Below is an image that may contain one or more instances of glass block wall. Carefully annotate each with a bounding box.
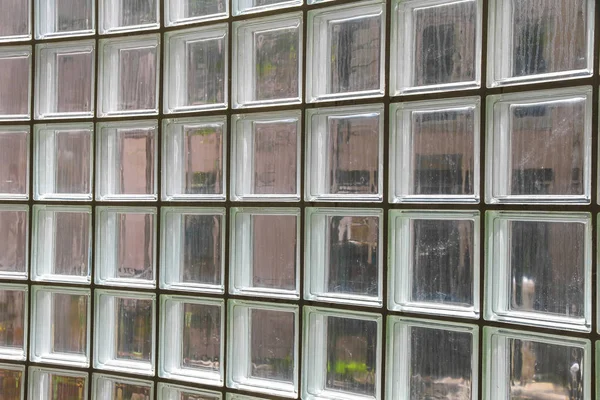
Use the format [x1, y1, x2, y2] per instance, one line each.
[0, 0, 598, 399]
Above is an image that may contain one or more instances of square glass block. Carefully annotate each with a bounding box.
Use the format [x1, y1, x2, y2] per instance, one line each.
[305, 208, 383, 307]
[28, 367, 88, 400]
[0, 363, 25, 399]
[96, 207, 157, 288]
[230, 208, 299, 299]
[0, 0, 30, 42]
[32, 205, 91, 283]
[35, 0, 95, 39]
[232, 13, 302, 108]
[35, 41, 95, 119]
[228, 301, 298, 397]
[484, 327, 591, 400]
[94, 290, 156, 375]
[0, 284, 27, 360]
[306, 105, 384, 202]
[0, 127, 29, 200]
[159, 296, 224, 385]
[160, 208, 225, 293]
[166, 0, 228, 26]
[98, 35, 160, 116]
[386, 317, 478, 400]
[34, 123, 93, 201]
[162, 117, 226, 201]
[231, 112, 300, 201]
[233, 0, 302, 16]
[99, 0, 159, 33]
[0, 205, 28, 280]
[0, 47, 31, 121]
[93, 373, 153, 399]
[227, 395, 267, 400]
[158, 383, 221, 400]
[306, 0, 385, 102]
[488, 0, 594, 87]
[96, 120, 158, 201]
[390, 97, 480, 203]
[164, 24, 228, 113]
[485, 211, 592, 332]
[389, 211, 480, 319]
[391, 0, 481, 95]
[303, 307, 382, 400]
[486, 87, 592, 204]
[31, 286, 90, 367]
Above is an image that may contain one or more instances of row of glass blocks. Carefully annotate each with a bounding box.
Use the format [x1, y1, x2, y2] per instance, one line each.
[0, 308, 595, 400]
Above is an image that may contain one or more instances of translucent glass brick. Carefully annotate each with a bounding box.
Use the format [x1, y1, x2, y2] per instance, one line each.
[391, 0, 481, 95]
[166, 0, 228, 26]
[34, 123, 93, 201]
[32, 205, 91, 283]
[303, 307, 382, 400]
[0, 0, 30, 42]
[35, 41, 95, 119]
[484, 327, 590, 400]
[306, 0, 385, 102]
[233, 0, 302, 16]
[306, 105, 383, 202]
[0, 284, 28, 360]
[485, 211, 592, 332]
[488, 0, 594, 87]
[31, 286, 90, 367]
[159, 295, 223, 385]
[0, 363, 24, 399]
[389, 211, 480, 319]
[96, 120, 158, 201]
[230, 208, 299, 299]
[386, 317, 478, 400]
[390, 97, 480, 203]
[93, 373, 153, 399]
[94, 290, 156, 375]
[231, 112, 300, 201]
[0, 127, 29, 200]
[96, 207, 157, 288]
[99, 0, 159, 33]
[35, 0, 95, 39]
[486, 87, 592, 204]
[160, 207, 225, 293]
[158, 383, 221, 400]
[232, 13, 302, 108]
[29, 367, 88, 400]
[162, 117, 226, 201]
[0, 205, 28, 280]
[98, 35, 160, 116]
[0, 47, 31, 121]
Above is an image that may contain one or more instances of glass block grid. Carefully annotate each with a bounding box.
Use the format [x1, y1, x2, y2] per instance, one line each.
[0, 0, 599, 399]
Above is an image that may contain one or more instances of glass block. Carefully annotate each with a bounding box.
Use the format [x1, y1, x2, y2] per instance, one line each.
[31, 286, 90, 367]
[99, 0, 159, 33]
[32, 205, 91, 283]
[98, 35, 160, 117]
[93, 373, 153, 399]
[0, 284, 27, 360]
[306, 105, 383, 202]
[487, 87, 592, 204]
[390, 97, 480, 203]
[230, 208, 299, 299]
[0, 363, 24, 399]
[0, 205, 28, 280]
[162, 117, 226, 201]
[485, 211, 592, 332]
[96, 120, 158, 201]
[165, 0, 228, 26]
[159, 295, 223, 385]
[484, 327, 590, 400]
[233, 0, 302, 16]
[35, 0, 95, 39]
[96, 207, 157, 288]
[94, 290, 156, 375]
[306, 0, 385, 102]
[228, 301, 298, 397]
[160, 208, 225, 293]
[488, 0, 594, 87]
[306, 208, 382, 307]
[0, 127, 29, 200]
[0, 47, 31, 121]
[389, 211, 480, 319]
[302, 307, 382, 400]
[391, 0, 481, 95]
[232, 13, 302, 108]
[34, 123, 93, 201]
[164, 24, 228, 113]
[386, 317, 478, 400]
[0, 0, 30, 42]
[158, 383, 221, 400]
[28, 367, 88, 400]
[231, 111, 300, 201]
[227, 395, 267, 400]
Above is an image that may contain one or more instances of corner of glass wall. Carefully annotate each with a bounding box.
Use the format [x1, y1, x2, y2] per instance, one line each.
[158, 382, 221, 400]
[0, 47, 32, 121]
[0, 283, 28, 360]
[233, 0, 301, 16]
[29, 367, 88, 400]
[0, 0, 31, 42]
[0, 205, 28, 280]
[99, 0, 160, 34]
[92, 373, 154, 399]
[35, 0, 95, 39]
[484, 211, 592, 332]
[0, 363, 25, 399]
[388, 210, 480, 319]
[165, 0, 228, 26]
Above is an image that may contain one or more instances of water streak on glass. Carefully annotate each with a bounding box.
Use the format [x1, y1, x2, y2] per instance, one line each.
[55, 0, 93, 33]
[0, 53, 30, 117]
[0, 209, 27, 275]
[0, 289, 26, 350]
[115, 297, 153, 363]
[186, 38, 226, 106]
[51, 293, 87, 356]
[121, 0, 158, 27]
[254, 28, 299, 101]
[181, 214, 222, 286]
[181, 303, 221, 372]
[179, 0, 227, 20]
[183, 125, 223, 196]
[117, 213, 155, 281]
[118, 47, 157, 111]
[0, 367, 22, 400]
[0, 1, 29, 38]
[250, 309, 294, 382]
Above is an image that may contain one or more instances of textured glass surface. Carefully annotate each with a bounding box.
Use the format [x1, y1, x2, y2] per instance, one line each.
[0, 205, 28, 279]
[166, 0, 228, 26]
[0, 47, 31, 120]
[28, 368, 88, 400]
[100, 0, 159, 33]
[35, 0, 94, 38]
[0, 285, 27, 360]
[0, 0, 30, 41]
[92, 374, 153, 399]
[158, 383, 221, 400]
[0, 127, 29, 200]
[0, 364, 24, 400]
[233, 0, 301, 15]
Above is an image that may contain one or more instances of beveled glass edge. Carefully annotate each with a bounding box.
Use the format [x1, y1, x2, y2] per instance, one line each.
[92, 372, 154, 397]
[157, 382, 222, 399]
